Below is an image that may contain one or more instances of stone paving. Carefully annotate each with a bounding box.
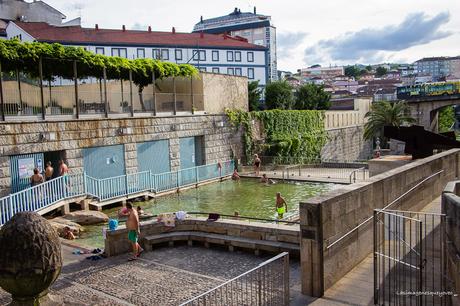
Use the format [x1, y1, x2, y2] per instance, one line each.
[0, 244, 304, 306]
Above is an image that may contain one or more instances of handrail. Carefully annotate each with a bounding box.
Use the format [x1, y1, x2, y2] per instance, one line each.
[349, 167, 366, 183]
[326, 169, 444, 250]
[186, 212, 300, 225]
[179, 252, 289, 306]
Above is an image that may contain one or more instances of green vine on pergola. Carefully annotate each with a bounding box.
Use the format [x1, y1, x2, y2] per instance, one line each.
[0, 39, 199, 88]
[226, 109, 328, 164]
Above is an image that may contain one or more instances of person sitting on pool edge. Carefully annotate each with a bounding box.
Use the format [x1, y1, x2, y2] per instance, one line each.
[231, 169, 240, 180]
[275, 192, 287, 219]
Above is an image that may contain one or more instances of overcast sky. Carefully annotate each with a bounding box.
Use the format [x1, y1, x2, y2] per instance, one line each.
[45, 0, 460, 72]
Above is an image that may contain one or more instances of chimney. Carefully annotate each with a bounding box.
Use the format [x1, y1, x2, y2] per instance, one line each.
[95, 24, 99, 30]
[148, 26, 151, 32]
[200, 16, 203, 23]
[254, 6, 256, 14]
[172, 27, 176, 34]
[122, 25, 126, 31]
[200, 31, 204, 38]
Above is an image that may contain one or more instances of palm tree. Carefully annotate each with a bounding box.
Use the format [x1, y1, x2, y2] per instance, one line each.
[364, 101, 416, 142]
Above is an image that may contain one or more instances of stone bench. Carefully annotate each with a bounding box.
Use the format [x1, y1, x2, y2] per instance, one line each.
[142, 231, 300, 256]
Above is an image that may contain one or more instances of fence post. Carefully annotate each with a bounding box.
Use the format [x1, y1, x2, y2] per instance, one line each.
[177, 170, 180, 188]
[83, 172, 87, 194]
[125, 174, 129, 196]
[373, 210, 378, 305]
[190, 76, 194, 114]
[129, 69, 134, 117]
[283, 254, 290, 306]
[173, 77, 177, 115]
[8, 196, 13, 220]
[258, 269, 262, 306]
[103, 67, 108, 118]
[16, 69, 23, 115]
[152, 71, 157, 116]
[196, 166, 199, 184]
[73, 60, 80, 119]
[38, 57, 45, 120]
[0, 61, 4, 121]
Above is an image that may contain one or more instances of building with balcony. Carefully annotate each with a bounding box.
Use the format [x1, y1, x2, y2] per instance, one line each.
[193, 7, 276, 82]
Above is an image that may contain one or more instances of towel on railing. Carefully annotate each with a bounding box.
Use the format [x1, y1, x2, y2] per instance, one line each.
[175, 211, 187, 220]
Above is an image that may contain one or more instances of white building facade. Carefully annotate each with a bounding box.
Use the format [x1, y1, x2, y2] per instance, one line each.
[193, 7, 277, 82]
[414, 56, 460, 81]
[5, 21, 268, 86]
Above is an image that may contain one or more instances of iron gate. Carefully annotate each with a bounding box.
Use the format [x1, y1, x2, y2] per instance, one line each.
[373, 209, 448, 305]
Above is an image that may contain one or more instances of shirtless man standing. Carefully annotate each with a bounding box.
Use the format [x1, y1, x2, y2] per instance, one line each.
[122, 203, 143, 261]
[275, 192, 288, 219]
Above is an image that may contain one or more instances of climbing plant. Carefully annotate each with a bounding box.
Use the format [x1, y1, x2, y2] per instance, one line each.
[0, 39, 198, 84]
[226, 109, 327, 163]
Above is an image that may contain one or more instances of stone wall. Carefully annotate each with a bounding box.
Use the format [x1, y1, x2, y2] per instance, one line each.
[202, 73, 248, 114]
[105, 217, 300, 257]
[300, 149, 460, 297]
[321, 125, 372, 161]
[0, 115, 243, 196]
[442, 181, 460, 305]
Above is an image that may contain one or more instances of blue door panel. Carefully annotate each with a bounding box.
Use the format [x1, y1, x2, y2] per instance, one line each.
[10, 153, 45, 192]
[83, 145, 125, 179]
[180, 137, 196, 169]
[137, 140, 170, 174]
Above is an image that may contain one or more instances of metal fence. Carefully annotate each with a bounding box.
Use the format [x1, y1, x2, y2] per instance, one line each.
[0, 160, 234, 226]
[0, 60, 205, 121]
[180, 252, 290, 306]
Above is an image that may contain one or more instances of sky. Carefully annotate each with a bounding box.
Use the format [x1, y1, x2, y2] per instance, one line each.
[45, 0, 460, 72]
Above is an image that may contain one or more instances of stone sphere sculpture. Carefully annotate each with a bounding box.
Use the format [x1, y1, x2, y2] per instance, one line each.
[0, 212, 62, 305]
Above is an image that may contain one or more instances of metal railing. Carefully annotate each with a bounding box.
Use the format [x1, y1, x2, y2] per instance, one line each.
[326, 169, 444, 249]
[180, 252, 290, 306]
[0, 160, 234, 226]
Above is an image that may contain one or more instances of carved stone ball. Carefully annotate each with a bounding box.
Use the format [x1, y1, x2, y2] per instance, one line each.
[0, 212, 62, 301]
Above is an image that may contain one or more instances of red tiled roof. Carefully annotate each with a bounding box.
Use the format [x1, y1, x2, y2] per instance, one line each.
[12, 21, 266, 50]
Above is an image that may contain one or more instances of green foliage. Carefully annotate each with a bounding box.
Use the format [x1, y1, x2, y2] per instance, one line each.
[344, 66, 362, 79]
[364, 101, 416, 142]
[375, 66, 388, 77]
[438, 106, 455, 132]
[248, 81, 262, 111]
[264, 81, 294, 110]
[294, 84, 331, 110]
[225, 109, 327, 163]
[365, 65, 373, 72]
[0, 39, 198, 89]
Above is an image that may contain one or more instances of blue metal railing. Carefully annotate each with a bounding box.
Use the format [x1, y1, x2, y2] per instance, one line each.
[0, 161, 234, 226]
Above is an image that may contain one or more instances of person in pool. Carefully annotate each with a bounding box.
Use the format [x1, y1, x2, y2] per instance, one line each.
[275, 192, 287, 219]
[231, 169, 240, 180]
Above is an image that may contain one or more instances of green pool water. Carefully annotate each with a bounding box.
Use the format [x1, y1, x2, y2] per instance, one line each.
[73, 178, 337, 249]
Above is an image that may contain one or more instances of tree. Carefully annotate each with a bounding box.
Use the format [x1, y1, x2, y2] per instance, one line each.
[264, 81, 294, 110]
[294, 84, 331, 110]
[364, 101, 416, 143]
[375, 66, 388, 77]
[365, 65, 373, 72]
[248, 81, 262, 111]
[344, 66, 361, 79]
[438, 106, 455, 132]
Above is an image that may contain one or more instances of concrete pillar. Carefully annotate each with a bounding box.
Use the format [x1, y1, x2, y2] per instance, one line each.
[80, 199, 90, 211]
[300, 203, 324, 297]
[60, 203, 70, 215]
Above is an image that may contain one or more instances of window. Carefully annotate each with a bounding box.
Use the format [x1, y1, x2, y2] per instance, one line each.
[212, 67, 220, 74]
[235, 68, 242, 76]
[247, 52, 254, 62]
[137, 48, 145, 58]
[193, 50, 206, 61]
[254, 39, 264, 46]
[152, 49, 161, 59]
[161, 49, 169, 60]
[248, 68, 254, 79]
[95, 47, 105, 55]
[212, 51, 219, 61]
[199, 67, 207, 72]
[227, 68, 234, 75]
[235, 51, 241, 62]
[227, 51, 234, 62]
[111, 48, 127, 58]
[175, 49, 183, 61]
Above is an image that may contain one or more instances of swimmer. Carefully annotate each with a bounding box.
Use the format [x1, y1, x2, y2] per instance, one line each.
[275, 192, 287, 219]
[261, 174, 276, 184]
[231, 169, 240, 180]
